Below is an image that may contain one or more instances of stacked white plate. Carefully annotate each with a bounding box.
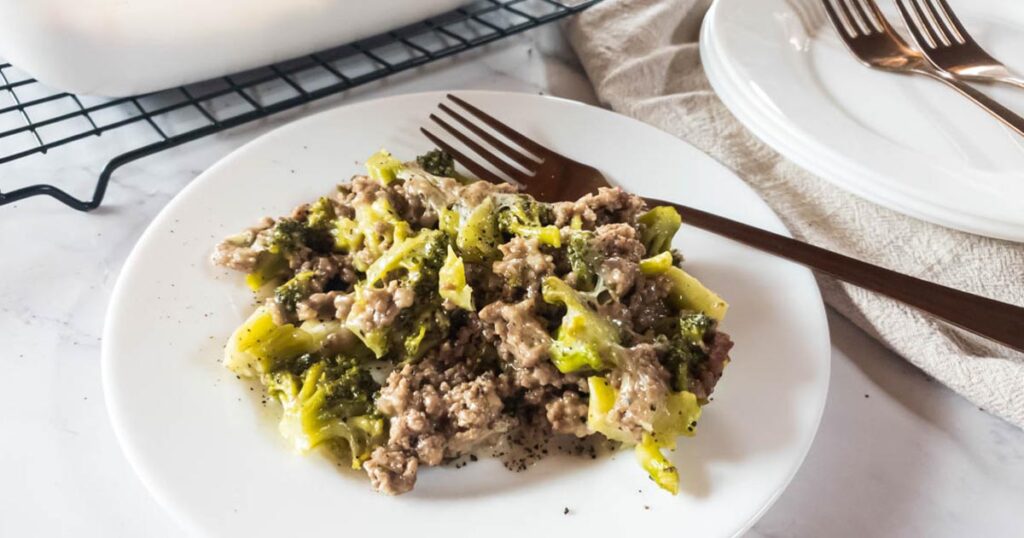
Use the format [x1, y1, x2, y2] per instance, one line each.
[701, 0, 1024, 242]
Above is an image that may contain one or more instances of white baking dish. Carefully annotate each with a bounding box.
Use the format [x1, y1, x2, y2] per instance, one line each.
[0, 0, 466, 97]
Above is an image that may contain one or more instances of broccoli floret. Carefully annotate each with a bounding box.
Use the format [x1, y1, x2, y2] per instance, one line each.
[638, 206, 681, 255]
[587, 375, 701, 495]
[223, 307, 320, 377]
[416, 149, 456, 177]
[245, 251, 289, 291]
[267, 218, 307, 254]
[661, 312, 715, 393]
[444, 198, 502, 263]
[333, 196, 412, 271]
[635, 433, 680, 495]
[494, 194, 561, 247]
[266, 213, 334, 257]
[306, 196, 337, 230]
[566, 231, 599, 291]
[268, 355, 385, 468]
[639, 251, 728, 321]
[345, 229, 449, 358]
[365, 149, 404, 185]
[439, 245, 474, 310]
[541, 276, 621, 373]
[274, 271, 316, 313]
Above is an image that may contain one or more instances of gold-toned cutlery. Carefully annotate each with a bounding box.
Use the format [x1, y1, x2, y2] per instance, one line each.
[821, 0, 1024, 137]
[421, 94, 1024, 353]
[895, 0, 1024, 89]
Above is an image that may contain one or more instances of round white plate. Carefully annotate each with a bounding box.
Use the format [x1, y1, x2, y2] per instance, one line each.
[102, 91, 831, 538]
[701, 0, 1024, 242]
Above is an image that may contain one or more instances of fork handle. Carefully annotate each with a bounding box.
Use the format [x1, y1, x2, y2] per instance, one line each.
[648, 198, 1024, 353]
[990, 76, 1024, 91]
[918, 69, 1024, 137]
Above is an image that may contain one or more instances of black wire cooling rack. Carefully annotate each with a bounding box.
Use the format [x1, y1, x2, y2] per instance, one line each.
[0, 0, 598, 211]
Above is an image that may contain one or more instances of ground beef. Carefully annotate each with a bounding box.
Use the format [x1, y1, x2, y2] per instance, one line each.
[372, 351, 517, 493]
[590, 223, 644, 299]
[457, 180, 518, 207]
[333, 293, 354, 320]
[607, 343, 671, 441]
[545, 391, 589, 437]
[264, 297, 290, 326]
[492, 237, 554, 291]
[591, 223, 645, 260]
[364, 447, 418, 496]
[298, 254, 358, 289]
[210, 217, 274, 272]
[689, 331, 734, 401]
[346, 281, 415, 333]
[551, 187, 647, 228]
[479, 297, 551, 369]
[295, 291, 339, 321]
[627, 275, 672, 333]
[599, 257, 639, 299]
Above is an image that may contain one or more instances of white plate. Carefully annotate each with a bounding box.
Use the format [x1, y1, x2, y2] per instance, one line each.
[701, 0, 1024, 242]
[102, 91, 830, 538]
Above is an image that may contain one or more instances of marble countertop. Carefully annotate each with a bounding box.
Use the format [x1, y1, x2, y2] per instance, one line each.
[2, 23, 1022, 538]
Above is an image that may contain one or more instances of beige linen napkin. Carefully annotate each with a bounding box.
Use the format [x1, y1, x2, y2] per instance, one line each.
[565, 0, 1024, 428]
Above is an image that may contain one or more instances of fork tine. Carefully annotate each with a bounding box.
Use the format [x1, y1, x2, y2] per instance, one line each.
[859, 0, 903, 34]
[915, 0, 953, 46]
[822, 0, 858, 39]
[895, 0, 938, 49]
[419, 127, 504, 185]
[845, 0, 878, 34]
[438, 103, 540, 170]
[445, 94, 550, 158]
[428, 113, 530, 182]
[926, 0, 966, 44]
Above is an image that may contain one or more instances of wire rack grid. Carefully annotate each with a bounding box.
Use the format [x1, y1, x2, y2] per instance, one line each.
[0, 0, 599, 211]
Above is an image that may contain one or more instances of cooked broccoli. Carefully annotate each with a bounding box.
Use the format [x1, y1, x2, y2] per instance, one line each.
[267, 218, 307, 254]
[587, 374, 701, 494]
[333, 196, 413, 271]
[541, 276, 621, 373]
[635, 433, 679, 494]
[245, 251, 289, 290]
[586, 376, 633, 443]
[264, 212, 334, 259]
[416, 149, 456, 177]
[365, 149, 404, 185]
[306, 196, 337, 230]
[274, 271, 316, 313]
[639, 251, 728, 321]
[494, 194, 561, 247]
[269, 355, 385, 468]
[638, 206, 681, 255]
[659, 312, 717, 393]
[439, 245, 474, 310]
[223, 307, 320, 377]
[566, 231, 599, 291]
[445, 198, 502, 263]
[345, 229, 449, 358]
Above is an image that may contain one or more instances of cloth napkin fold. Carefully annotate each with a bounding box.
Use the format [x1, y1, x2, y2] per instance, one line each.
[565, 0, 1024, 428]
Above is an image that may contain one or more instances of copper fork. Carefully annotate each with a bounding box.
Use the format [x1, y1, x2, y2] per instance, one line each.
[821, 0, 1024, 137]
[894, 0, 1024, 89]
[420, 94, 1024, 353]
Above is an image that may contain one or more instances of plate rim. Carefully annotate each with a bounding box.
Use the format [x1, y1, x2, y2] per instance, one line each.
[101, 89, 832, 538]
